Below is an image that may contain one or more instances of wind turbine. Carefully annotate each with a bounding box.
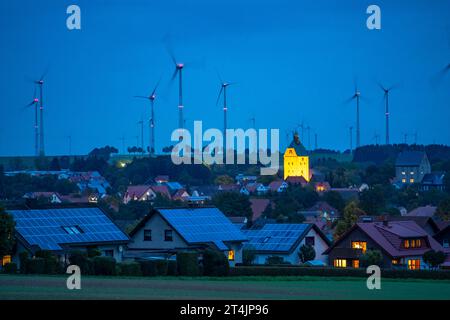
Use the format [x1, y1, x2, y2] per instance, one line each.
[306, 125, 311, 150]
[135, 79, 160, 156]
[345, 82, 363, 148]
[216, 75, 236, 149]
[25, 85, 40, 156]
[249, 117, 256, 128]
[349, 126, 353, 152]
[373, 133, 380, 145]
[167, 48, 185, 135]
[34, 70, 48, 156]
[378, 83, 397, 145]
[137, 119, 144, 154]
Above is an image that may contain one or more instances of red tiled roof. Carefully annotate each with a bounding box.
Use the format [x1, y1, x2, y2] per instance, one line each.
[356, 221, 444, 257]
[150, 185, 171, 198]
[172, 189, 189, 200]
[125, 185, 153, 199]
[268, 180, 285, 191]
[250, 198, 271, 222]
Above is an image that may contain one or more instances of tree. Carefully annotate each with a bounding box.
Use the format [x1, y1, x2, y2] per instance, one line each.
[49, 157, 61, 171]
[436, 196, 450, 221]
[0, 206, 15, 258]
[334, 201, 366, 240]
[214, 175, 234, 185]
[212, 192, 252, 219]
[359, 184, 386, 215]
[423, 250, 446, 270]
[360, 250, 383, 267]
[298, 244, 316, 263]
[323, 190, 345, 213]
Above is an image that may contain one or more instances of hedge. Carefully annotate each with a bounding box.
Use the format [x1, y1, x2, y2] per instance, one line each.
[68, 251, 94, 275]
[139, 260, 169, 276]
[167, 260, 177, 276]
[26, 258, 46, 274]
[229, 266, 450, 280]
[177, 252, 200, 276]
[93, 256, 116, 275]
[117, 262, 142, 276]
[202, 249, 229, 276]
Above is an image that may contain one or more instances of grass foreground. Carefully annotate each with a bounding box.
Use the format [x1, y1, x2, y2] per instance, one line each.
[1, 274, 450, 300]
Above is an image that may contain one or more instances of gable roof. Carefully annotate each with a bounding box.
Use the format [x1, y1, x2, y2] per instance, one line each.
[250, 198, 271, 221]
[406, 206, 436, 217]
[130, 207, 247, 251]
[326, 221, 443, 257]
[268, 180, 286, 191]
[243, 223, 331, 254]
[125, 185, 153, 199]
[8, 207, 129, 251]
[150, 185, 171, 198]
[395, 151, 427, 167]
[422, 172, 445, 185]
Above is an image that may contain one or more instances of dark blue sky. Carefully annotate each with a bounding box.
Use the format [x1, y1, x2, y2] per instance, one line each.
[1, 0, 449, 156]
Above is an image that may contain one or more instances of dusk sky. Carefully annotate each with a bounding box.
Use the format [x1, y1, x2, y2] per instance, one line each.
[0, 0, 449, 156]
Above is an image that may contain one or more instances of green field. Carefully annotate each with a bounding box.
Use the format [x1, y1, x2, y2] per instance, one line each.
[1, 274, 449, 300]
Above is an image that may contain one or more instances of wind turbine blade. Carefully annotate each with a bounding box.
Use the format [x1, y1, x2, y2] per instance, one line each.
[134, 95, 149, 99]
[377, 82, 386, 92]
[343, 96, 356, 104]
[40, 66, 50, 81]
[216, 86, 224, 106]
[170, 68, 178, 82]
[215, 69, 223, 83]
[151, 76, 162, 96]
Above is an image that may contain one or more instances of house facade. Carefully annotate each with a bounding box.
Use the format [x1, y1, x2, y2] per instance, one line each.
[394, 151, 431, 186]
[242, 223, 331, 265]
[325, 221, 445, 270]
[127, 207, 247, 266]
[5, 207, 129, 268]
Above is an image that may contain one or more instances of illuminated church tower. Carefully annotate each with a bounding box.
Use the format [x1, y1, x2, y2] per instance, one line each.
[283, 132, 310, 181]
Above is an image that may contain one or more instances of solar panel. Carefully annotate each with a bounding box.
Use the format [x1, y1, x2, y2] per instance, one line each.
[158, 207, 247, 250]
[242, 224, 310, 252]
[8, 208, 129, 251]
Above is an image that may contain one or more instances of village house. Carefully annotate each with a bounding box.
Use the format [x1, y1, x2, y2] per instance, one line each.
[242, 223, 331, 265]
[126, 207, 247, 266]
[268, 180, 288, 193]
[325, 220, 445, 270]
[123, 185, 156, 204]
[23, 192, 63, 204]
[394, 151, 431, 186]
[4, 207, 129, 268]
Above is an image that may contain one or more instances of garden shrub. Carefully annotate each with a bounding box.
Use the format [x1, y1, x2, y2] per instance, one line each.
[87, 248, 102, 258]
[19, 252, 30, 274]
[68, 250, 94, 275]
[118, 262, 142, 276]
[177, 252, 200, 276]
[27, 258, 46, 274]
[2, 262, 18, 274]
[139, 260, 168, 276]
[202, 249, 229, 276]
[93, 256, 116, 275]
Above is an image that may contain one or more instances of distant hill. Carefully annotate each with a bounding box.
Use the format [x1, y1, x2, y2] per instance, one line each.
[352, 144, 450, 165]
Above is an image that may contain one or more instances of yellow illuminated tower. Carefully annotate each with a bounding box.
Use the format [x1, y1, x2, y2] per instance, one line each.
[283, 132, 310, 181]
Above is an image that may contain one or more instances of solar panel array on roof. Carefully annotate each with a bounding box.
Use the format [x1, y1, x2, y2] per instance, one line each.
[242, 224, 311, 252]
[158, 207, 247, 250]
[9, 208, 129, 251]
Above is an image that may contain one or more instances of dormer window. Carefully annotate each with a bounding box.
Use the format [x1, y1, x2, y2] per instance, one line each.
[403, 239, 422, 249]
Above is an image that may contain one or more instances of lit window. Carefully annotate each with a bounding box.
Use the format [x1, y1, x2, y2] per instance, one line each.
[352, 260, 360, 268]
[164, 229, 173, 242]
[402, 172, 406, 175]
[408, 259, 421, 270]
[143, 229, 152, 241]
[351, 241, 367, 253]
[410, 178, 414, 183]
[392, 259, 399, 265]
[1, 255, 11, 266]
[228, 250, 235, 261]
[334, 259, 347, 268]
[404, 239, 410, 248]
[402, 179, 406, 183]
[410, 172, 414, 175]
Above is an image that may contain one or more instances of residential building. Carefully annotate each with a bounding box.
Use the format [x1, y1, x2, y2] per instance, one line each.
[242, 224, 331, 265]
[23, 192, 63, 204]
[421, 172, 446, 191]
[283, 132, 310, 181]
[250, 198, 271, 222]
[123, 185, 156, 204]
[268, 180, 288, 193]
[127, 207, 247, 266]
[5, 207, 129, 268]
[406, 205, 437, 218]
[394, 151, 431, 186]
[325, 220, 445, 270]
